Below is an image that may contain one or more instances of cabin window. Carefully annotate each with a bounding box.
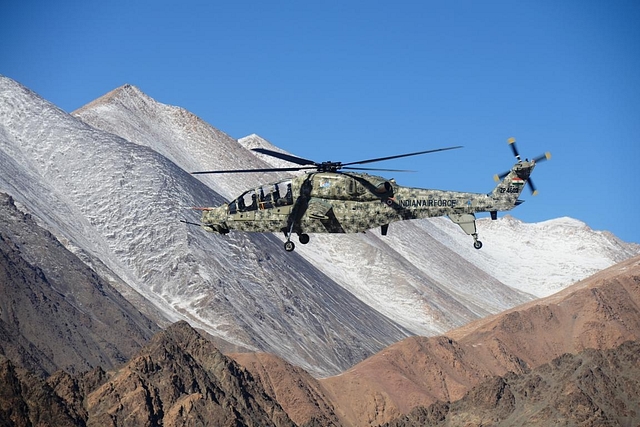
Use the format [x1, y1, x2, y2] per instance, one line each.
[233, 180, 293, 213]
[347, 178, 358, 195]
[279, 180, 293, 206]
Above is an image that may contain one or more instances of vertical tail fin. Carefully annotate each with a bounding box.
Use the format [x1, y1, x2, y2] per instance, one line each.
[490, 162, 535, 210]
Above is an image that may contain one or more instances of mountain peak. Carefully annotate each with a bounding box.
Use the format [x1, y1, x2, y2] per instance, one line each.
[89, 322, 295, 427]
[72, 83, 149, 115]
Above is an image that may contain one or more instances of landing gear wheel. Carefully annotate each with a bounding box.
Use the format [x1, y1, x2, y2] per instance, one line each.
[298, 233, 310, 244]
[284, 241, 295, 252]
[473, 240, 483, 250]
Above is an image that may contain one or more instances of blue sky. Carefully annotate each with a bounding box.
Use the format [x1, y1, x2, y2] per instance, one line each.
[2, 1, 640, 244]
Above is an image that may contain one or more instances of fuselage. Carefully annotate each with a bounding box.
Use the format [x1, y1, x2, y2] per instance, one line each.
[200, 166, 531, 236]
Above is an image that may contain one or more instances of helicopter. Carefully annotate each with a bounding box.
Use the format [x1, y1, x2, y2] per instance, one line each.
[191, 138, 550, 252]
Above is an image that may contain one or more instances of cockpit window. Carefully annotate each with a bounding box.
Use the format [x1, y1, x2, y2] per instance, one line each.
[229, 190, 257, 213]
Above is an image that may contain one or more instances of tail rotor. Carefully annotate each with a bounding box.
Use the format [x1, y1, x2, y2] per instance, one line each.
[494, 137, 551, 196]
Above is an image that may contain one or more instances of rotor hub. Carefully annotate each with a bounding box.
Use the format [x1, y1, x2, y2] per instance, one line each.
[318, 161, 342, 172]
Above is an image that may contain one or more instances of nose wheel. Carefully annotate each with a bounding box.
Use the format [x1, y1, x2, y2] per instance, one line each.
[472, 233, 483, 249]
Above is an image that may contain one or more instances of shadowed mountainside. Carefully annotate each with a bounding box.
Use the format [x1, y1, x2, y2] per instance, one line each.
[0, 322, 297, 427]
[0, 192, 158, 377]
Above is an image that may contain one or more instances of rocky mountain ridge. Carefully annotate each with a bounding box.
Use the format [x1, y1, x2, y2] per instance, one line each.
[1, 255, 638, 426]
[382, 340, 640, 426]
[311, 254, 640, 426]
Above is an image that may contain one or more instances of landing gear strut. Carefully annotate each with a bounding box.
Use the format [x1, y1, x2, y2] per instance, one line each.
[449, 213, 484, 250]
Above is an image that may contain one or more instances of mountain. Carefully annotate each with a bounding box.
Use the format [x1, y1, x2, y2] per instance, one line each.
[230, 351, 342, 427]
[0, 322, 297, 427]
[2, 255, 638, 426]
[2, 76, 639, 377]
[71, 83, 638, 333]
[71, 84, 530, 336]
[87, 321, 295, 427]
[0, 192, 158, 377]
[0, 76, 409, 377]
[424, 214, 640, 297]
[383, 340, 640, 426]
[227, 255, 640, 426]
[313, 255, 640, 426]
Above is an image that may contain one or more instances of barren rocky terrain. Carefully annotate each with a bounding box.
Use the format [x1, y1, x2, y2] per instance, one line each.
[1, 255, 639, 426]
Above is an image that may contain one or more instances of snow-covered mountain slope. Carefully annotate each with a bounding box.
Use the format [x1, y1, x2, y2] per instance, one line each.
[72, 84, 293, 200]
[72, 85, 534, 337]
[421, 215, 640, 297]
[1, 76, 410, 376]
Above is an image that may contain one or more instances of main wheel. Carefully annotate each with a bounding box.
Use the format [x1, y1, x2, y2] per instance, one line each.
[284, 241, 295, 252]
[473, 240, 483, 250]
[299, 233, 310, 244]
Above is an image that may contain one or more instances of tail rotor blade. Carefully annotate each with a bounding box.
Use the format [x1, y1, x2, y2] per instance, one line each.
[532, 152, 552, 163]
[508, 137, 521, 161]
[528, 179, 539, 196]
[494, 171, 510, 182]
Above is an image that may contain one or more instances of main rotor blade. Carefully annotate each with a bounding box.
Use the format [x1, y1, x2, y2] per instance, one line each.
[251, 148, 316, 166]
[342, 146, 463, 167]
[342, 166, 416, 172]
[191, 166, 314, 174]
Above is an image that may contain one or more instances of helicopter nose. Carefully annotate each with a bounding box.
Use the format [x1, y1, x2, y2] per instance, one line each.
[201, 206, 229, 233]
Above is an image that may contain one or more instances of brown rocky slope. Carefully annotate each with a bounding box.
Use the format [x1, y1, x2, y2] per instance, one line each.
[383, 340, 640, 426]
[314, 255, 640, 426]
[87, 321, 295, 426]
[0, 322, 297, 427]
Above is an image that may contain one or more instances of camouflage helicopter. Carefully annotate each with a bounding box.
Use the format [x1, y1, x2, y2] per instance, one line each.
[191, 138, 550, 252]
